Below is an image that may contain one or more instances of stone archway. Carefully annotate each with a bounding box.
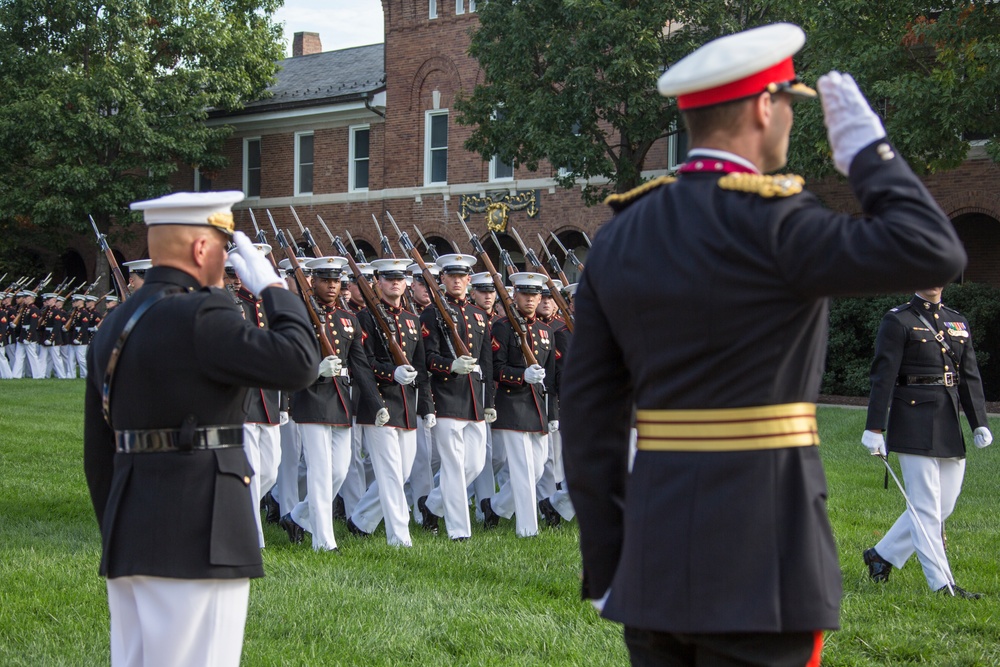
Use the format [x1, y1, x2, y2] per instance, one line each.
[951, 212, 1000, 287]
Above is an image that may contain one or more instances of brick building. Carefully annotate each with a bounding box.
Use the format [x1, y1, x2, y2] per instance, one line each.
[68, 1, 1000, 288]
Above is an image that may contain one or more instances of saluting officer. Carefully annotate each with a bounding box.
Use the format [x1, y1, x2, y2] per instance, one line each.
[562, 23, 968, 666]
[487, 272, 558, 538]
[281, 256, 381, 552]
[83, 191, 319, 666]
[348, 258, 435, 547]
[417, 254, 495, 541]
[862, 287, 991, 598]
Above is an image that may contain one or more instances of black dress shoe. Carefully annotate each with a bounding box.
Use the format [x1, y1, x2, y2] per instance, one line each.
[262, 491, 281, 525]
[863, 548, 892, 582]
[279, 513, 304, 544]
[538, 497, 561, 528]
[332, 495, 346, 521]
[452, 536, 469, 542]
[417, 495, 440, 535]
[346, 517, 371, 538]
[480, 498, 499, 529]
[938, 584, 982, 599]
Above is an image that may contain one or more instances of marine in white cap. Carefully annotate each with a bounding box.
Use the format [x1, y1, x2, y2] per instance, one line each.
[82, 191, 320, 667]
[123, 258, 153, 292]
[562, 22, 967, 667]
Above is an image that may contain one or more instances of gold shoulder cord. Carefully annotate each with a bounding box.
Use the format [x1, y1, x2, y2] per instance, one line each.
[717, 173, 804, 198]
[604, 175, 677, 212]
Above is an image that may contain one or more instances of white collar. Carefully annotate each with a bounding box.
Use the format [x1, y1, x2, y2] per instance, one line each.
[685, 148, 760, 174]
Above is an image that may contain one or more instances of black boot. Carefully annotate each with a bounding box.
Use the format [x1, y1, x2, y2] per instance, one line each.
[262, 491, 281, 525]
[417, 495, 440, 535]
[863, 548, 892, 583]
[480, 498, 499, 530]
[538, 497, 561, 528]
[279, 513, 304, 544]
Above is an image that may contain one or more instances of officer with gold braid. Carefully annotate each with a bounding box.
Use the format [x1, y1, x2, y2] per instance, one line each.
[561, 23, 967, 667]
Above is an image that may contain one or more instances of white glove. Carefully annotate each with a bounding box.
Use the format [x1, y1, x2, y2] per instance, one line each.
[450, 355, 478, 375]
[484, 408, 497, 423]
[861, 430, 886, 456]
[279, 411, 289, 426]
[423, 413, 437, 429]
[973, 426, 992, 449]
[318, 355, 343, 378]
[524, 364, 546, 385]
[548, 420, 559, 432]
[818, 71, 887, 176]
[228, 231, 284, 296]
[375, 407, 390, 427]
[393, 364, 417, 385]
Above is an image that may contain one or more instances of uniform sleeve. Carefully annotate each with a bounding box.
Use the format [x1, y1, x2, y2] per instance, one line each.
[865, 314, 906, 431]
[347, 323, 384, 415]
[195, 286, 320, 392]
[773, 140, 966, 297]
[957, 319, 989, 430]
[561, 262, 634, 601]
[83, 349, 115, 529]
[479, 317, 495, 409]
[544, 335, 558, 422]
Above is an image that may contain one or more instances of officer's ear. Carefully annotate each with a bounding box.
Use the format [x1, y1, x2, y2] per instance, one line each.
[753, 91, 772, 130]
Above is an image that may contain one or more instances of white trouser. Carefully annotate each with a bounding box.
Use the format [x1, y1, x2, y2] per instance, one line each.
[471, 424, 498, 520]
[243, 422, 281, 548]
[339, 418, 369, 517]
[0, 346, 11, 379]
[11, 342, 27, 378]
[536, 432, 557, 500]
[74, 343, 88, 378]
[107, 576, 249, 667]
[549, 487, 576, 521]
[875, 453, 965, 591]
[273, 417, 304, 519]
[490, 430, 547, 537]
[26, 341, 44, 378]
[408, 415, 436, 523]
[425, 418, 487, 539]
[350, 425, 416, 547]
[291, 423, 351, 551]
[38, 345, 66, 380]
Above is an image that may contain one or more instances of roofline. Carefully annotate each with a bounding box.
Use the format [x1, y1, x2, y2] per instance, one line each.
[209, 85, 387, 119]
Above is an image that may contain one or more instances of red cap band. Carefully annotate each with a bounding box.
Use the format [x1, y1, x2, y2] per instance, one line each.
[677, 57, 797, 110]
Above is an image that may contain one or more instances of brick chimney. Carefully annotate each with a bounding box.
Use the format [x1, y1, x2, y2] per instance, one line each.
[293, 32, 322, 57]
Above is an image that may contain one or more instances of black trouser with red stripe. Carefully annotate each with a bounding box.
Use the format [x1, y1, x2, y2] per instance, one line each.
[624, 627, 823, 667]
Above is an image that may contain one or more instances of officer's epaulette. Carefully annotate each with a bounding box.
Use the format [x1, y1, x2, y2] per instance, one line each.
[717, 173, 804, 198]
[890, 303, 911, 313]
[604, 175, 676, 212]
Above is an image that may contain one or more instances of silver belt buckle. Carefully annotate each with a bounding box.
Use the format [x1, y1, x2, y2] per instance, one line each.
[943, 372, 955, 387]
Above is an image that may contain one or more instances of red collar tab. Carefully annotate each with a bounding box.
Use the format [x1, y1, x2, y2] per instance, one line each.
[678, 159, 757, 175]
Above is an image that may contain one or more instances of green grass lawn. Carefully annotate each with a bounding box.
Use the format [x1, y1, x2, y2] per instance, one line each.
[1, 380, 998, 666]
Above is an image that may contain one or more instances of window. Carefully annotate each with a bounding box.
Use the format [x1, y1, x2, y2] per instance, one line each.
[350, 125, 370, 192]
[456, 0, 464, 14]
[244, 138, 261, 198]
[469, 0, 476, 11]
[559, 121, 582, 177]
[194, 168, 212, 192]
[667, 121, 688, 170]
[295, 132, 314, 196]
[425, 111, 448, 185]
[429, 0, 437, 19]
[490, 108, 513, 181]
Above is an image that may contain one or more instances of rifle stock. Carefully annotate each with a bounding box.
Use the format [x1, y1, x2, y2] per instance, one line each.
[89, 215, 131, 301]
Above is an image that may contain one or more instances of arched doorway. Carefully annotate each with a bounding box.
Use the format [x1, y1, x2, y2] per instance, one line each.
[543, 230, 589, 284]
[485, 233, 525, 282]
[423, 234, 457, 260]
[60, 249, 88, 286]
[952, 213, 1000, 287]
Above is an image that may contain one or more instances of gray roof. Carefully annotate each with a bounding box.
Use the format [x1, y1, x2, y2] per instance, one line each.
[223, 43, 386, 115]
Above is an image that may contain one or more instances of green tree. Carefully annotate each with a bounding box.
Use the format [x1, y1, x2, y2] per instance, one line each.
[0, 0, 284, 273]
[458, 0, 1000, 203]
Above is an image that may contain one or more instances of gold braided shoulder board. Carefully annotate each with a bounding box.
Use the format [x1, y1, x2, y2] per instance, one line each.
[604, 175, 677, 212]
[717, 173, 804, 198]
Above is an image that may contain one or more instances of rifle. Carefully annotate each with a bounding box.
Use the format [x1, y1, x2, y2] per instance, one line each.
[11, 273, 52, 328]
[457, 214, 538, 366]
[265, 214, 335, 358]
[290, 207, 323, 258]
[372, 215, 415, 312]
[248, 209, 280, 272]
[314, 215, 360, 312]
[549, 231, 585, 274]
[414, 227, 440, 262]
[386, 212, 470, 359]
[330, 234, 410, 368]
[508, 225, 574, 332]
[89, 215, 130, 301]
[64, 275, 103, 331]
[582, 231, 593, 248]
[537, 234, 573, 287]
[345, 229, 384, 301]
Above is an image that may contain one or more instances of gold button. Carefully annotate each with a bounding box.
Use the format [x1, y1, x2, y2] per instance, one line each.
[944, 365, 950, 371]
[911, 400, 916, 405]
[942, 348, 947, 353]
[921, 339, 927, 343]
[243, 476, 251, 485]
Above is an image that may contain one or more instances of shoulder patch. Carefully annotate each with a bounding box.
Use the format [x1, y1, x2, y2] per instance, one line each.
[604, 175, 677, 212]
[890, 303, 911, 313]
[717, 173, 804, 198]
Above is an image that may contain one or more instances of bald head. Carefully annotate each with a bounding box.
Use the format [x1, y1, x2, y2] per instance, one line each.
[148, 224, 229, 287]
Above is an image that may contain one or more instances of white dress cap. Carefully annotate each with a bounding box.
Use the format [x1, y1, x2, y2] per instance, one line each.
[435, 253, 478, 274]
[123, 258, 153, 272]
[508, 272, 547, 293]
[130, 191, 244, 236]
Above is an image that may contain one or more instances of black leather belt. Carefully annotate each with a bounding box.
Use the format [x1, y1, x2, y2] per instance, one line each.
[115, 425, 244, 453]
[898, 372, 959, 387]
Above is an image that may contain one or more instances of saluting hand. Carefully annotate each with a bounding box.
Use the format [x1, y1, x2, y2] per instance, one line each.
[818, 71, 886, 176]
[229, 231, 284, 296]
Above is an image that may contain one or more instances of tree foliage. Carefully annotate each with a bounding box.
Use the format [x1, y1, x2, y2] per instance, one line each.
[0, 0, 284, 257]
[459, 0, 1000, 203]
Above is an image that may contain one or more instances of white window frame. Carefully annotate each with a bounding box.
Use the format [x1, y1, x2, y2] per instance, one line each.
[429, 0, 437, 19]
[243, 137, 261, 199]
[349, 124, 371, 192]
[469, 0, 476, 11]
[424, 110, 449, 186]
[667, 121, 687, 171]
[193, 167, 211, 192]
[490, 155, 514, 182]
[294, 131, 314, 196]
[456, 0, 464, 14]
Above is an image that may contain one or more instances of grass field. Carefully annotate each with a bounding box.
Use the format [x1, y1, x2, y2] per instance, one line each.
[1, 380, 998, 666]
